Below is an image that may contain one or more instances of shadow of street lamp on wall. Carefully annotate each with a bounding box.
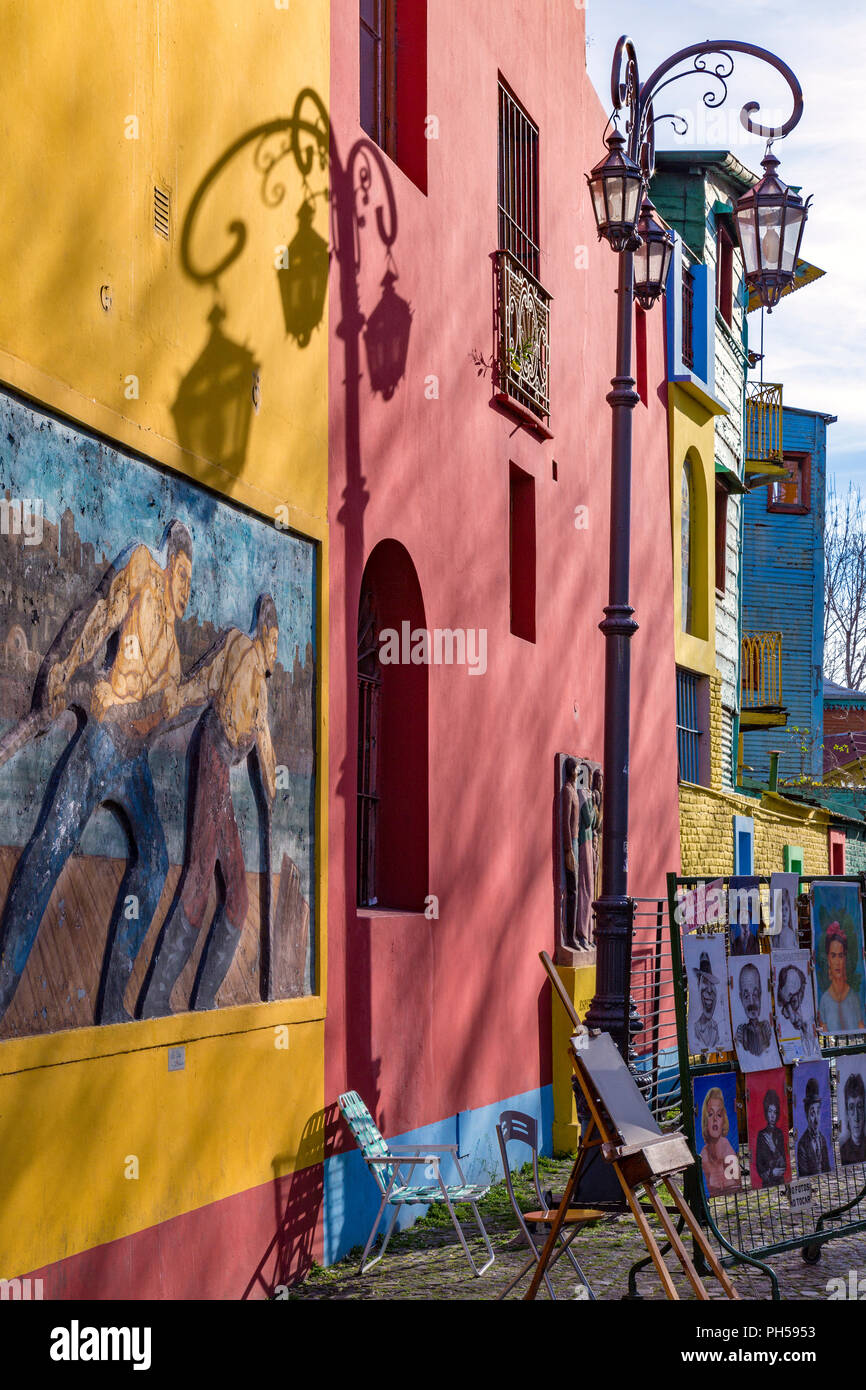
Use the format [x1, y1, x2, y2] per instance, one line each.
[363, 268, 413, 401]
[171, 304, 260, 474]
[178, 90, 409, 475]
[278, 198, 331, 346]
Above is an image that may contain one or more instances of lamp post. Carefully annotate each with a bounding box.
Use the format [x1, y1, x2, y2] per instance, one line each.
[585, 37, 809, 1060]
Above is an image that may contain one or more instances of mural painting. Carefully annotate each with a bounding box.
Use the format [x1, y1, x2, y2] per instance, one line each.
[0, 394, 316, 1038]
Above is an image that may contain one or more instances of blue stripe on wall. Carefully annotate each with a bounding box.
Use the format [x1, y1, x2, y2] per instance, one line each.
[323, 1084, 553, 1265]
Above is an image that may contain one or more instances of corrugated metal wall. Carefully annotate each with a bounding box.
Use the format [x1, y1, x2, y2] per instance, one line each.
[741, 407, 828, 781]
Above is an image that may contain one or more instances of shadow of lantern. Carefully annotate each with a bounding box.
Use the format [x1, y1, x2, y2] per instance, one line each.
[363, 269, 412, 401]
[277, 200, 330, 347]
[171, 305, 260, 473]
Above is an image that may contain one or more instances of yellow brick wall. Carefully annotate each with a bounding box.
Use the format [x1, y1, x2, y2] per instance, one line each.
[679, 783, 829, 877]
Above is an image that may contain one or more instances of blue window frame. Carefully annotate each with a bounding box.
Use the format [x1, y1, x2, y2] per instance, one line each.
[676, 668, 702, 784]
[733, 815, 754, 875]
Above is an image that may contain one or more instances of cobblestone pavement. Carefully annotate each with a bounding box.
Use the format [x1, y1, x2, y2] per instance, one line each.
[289, 1156, 866, 1301]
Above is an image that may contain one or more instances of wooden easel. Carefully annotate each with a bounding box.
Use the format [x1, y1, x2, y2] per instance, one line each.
[529, 953, 739, 1301]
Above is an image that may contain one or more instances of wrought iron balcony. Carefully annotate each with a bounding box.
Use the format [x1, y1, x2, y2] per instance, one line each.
[741, 631, 785, 726]
[494, 249, 551, 424]
[745, 382, 785, 483]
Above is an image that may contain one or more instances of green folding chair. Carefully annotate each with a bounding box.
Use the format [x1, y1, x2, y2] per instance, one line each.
[338, 1090, 495, 1276]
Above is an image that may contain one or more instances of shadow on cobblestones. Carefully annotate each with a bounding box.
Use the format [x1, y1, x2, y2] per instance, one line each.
[287, 1157, 866, 1301]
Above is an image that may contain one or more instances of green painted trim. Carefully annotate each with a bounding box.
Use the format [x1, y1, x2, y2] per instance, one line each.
[784, 844, 805, 875]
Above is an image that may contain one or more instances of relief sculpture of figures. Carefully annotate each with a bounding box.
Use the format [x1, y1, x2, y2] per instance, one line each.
[0, 521, 193, 1025]
[559, 756, 599, 954]
[591, 767, 603, 902]
[139, 595, 279, 1018]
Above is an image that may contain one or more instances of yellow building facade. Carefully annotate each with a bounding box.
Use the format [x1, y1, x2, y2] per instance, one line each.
[669, 378, 829, 880]
[0, 2, 329, 1296]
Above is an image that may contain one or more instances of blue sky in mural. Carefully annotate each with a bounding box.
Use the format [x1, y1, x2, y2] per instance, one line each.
[0, 396, 316, 910]
[585, 0, 865, 491]
[4, 401, 316, 671]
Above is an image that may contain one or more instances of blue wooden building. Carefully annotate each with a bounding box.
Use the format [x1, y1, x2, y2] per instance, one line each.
[741, 406, 835, 783]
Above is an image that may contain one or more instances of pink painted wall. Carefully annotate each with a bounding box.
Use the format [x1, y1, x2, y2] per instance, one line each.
[326, 0, 680, 1144]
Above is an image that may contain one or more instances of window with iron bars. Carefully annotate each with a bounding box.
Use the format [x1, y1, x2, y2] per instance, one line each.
[676, 668, 704, 785]
[495, 80, 549, 423]
[682, 263, 695, 371]
[497, 80, 539, 279]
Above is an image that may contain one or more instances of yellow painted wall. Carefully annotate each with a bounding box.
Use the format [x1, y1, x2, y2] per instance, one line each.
[0, 1, 329, 534]
[679, 783, 829, 878]
[0, 0, 329, 1277]
[0, 1012, 323, 1277]
[669, 383, 717, 676]
[551, 963, 596, 1155]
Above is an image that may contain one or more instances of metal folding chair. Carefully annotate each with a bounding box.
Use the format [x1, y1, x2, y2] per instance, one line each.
[338, 1090, 495, 1276]
[495, 1109, 598, 1300]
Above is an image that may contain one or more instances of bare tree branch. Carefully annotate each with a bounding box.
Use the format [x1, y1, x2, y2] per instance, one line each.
[824, 479, 866, 690]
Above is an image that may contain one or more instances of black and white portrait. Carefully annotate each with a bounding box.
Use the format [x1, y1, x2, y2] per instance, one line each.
[729, 955, 782, 1074]
[769, 872, 800, 949]
[772, 948, 820, 1063]
[684, 933, 732, 1055]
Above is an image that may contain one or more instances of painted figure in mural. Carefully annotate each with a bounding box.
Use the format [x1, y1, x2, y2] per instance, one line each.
[818, 921, 866, 1033]
[0, 521, 193, 1024]
[138, 595, 279, 1017]
[754, 1088, 787, 1187]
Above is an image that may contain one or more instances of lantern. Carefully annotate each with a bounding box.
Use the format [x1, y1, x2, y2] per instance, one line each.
[586, 131, 643, 253]
[277, 200, 330, 345]
[363, 270, 412, 400]
[171, 305, 259, 472]
[633, 199, 675, 310]
[734, 146, 811, 312]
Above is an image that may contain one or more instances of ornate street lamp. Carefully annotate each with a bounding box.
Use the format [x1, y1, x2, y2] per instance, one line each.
[734, 146, 812, 312]
[277, 199, 330, 345]
[580, 37, 807, 1070]
[587, 131, 643, 253]
[633, 199, 676, 311]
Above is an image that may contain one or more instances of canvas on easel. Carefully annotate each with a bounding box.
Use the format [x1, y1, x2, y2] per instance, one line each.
[532, 952, 740, 1301]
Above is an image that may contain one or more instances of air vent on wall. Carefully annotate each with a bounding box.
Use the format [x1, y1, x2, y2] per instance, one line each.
[153, 185, 170, 240]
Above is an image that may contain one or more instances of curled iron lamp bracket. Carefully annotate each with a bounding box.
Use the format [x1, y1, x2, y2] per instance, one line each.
[610, 35, 804, 182]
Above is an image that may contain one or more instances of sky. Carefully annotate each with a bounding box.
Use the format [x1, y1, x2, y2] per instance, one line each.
[585, 0, 866, 493]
